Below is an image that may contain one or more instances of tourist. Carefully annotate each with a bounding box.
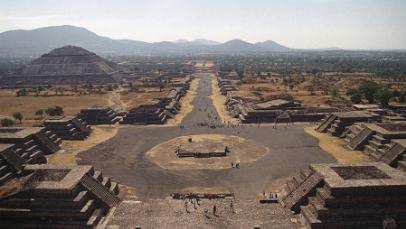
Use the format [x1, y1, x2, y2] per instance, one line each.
[213, 205, 217, 216]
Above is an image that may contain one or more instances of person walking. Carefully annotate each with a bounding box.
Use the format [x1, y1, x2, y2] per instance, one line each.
[213, 205, 217, 216]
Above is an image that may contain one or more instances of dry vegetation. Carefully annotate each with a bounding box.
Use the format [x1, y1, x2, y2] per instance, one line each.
[0, 89, 110, 126]
[228, 73, 406, 108]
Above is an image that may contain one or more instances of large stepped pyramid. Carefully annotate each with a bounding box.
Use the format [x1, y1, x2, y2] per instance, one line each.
[279, 163, 406, 229]
[0, 45, 120, 86]
[0, 165, 120, 228]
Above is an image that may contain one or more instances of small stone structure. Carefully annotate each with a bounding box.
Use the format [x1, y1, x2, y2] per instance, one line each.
[342, 122, 406, 171]
[316, 111, 381, 136]
[176, 142, 228, 158]
[227, 97, 336, 123]
[79, 106, 120, 125]
[0, 164, 120, 228]
[218, 79, 237, 95]
[279, 163, 406, 229]
[0, 127, 61, 163]
[121, 86, 188, 125]
[0, 144, 23, 184]
[44, 116, 91, 140]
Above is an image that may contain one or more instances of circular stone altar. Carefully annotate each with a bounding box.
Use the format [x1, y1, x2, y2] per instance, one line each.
[146, 134, 270, 170]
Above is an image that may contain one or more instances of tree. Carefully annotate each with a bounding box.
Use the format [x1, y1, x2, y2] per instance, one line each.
[16, 89, 27, 97]
[375, 88, 392, 107]
[1, 118, 15, 127]
[399, 90, 406, 103]
[351, 93, 363, 104]
[359, 81, 380, 104]
[12, 112, 23, 124]
[45, 106, 64, 116]
[35, 109, 44, 117]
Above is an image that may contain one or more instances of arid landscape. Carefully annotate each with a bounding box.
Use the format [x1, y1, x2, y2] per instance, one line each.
[1, 1, 406, 228]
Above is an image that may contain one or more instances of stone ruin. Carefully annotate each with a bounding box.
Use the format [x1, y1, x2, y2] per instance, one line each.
[342, 122, 406, 172]
[0, 45, 120, 87]
[121, 86, 188, 125]
[218, 79, 238, 95]
[0, 144, 23, 184]
[0, 164, 120, 228]
[176, 141, 228, 158]
[279, 163, 406, 229]
[0, 127, 61, 164]
[316, 111, 381, 136]
[227, 97, 337, 123]
[79, 106, 120, 125]
[44, 115, 91, 140]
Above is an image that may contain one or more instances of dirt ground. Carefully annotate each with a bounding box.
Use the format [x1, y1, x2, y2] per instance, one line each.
[48, 125, 118, 165]
[146, 134, 270, 170]
[119, 88, 169, 111]
[0, 92, 110, 126]
[304, 126, 368, 163]
[209, 74, 239, 124]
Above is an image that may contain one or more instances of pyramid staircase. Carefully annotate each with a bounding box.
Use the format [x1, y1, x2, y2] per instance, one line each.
[316, 114, 337, 133]
[279, 168, 324, 213]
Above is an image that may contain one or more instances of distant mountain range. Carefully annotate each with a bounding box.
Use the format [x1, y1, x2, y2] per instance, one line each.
[0, 25, 292, 57]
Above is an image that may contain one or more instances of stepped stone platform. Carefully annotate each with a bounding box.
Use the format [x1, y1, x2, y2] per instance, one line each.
[44, 116, 91, 140]
[316, 111, 381, 136]
[279, 163, 406, 229]
[0, 127, 61, 163]
[0, 164, 120, 229]
[0, 144, 23, 184]
[0, 45, 120, 87]
[121, 87, 187, 125]
[343, 122, 406, 171]
[79, 106, 120, 125]
[226, 96, 337, 124]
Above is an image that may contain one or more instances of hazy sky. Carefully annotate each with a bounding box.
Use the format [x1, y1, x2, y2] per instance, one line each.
[1, 0, 405, 49]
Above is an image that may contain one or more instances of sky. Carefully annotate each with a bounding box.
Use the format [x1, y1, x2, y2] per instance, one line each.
[0, 0, 405, 49]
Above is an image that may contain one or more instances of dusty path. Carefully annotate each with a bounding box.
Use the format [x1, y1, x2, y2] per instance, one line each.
[209, 73, 239, 124]
[166, 77, 200, 126]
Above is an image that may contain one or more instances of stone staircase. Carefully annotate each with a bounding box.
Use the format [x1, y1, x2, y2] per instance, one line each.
[347, 127, 374, 150]
[280, 168, 323, 213]
[80, 171, 120, 208]
[300, 181, 406, 229]
[316, 114, 337, 133]
[33, 130, 61, 155]
[0, 146, 23, 184]
[363, 134, 394, 161]
[45, 116, 91, 140]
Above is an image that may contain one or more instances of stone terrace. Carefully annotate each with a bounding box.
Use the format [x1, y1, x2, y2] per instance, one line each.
[0, 164, 120, 229]
[279, 163, 406, 229]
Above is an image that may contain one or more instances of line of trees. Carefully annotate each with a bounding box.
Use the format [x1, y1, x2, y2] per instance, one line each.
[347, 81, 406, 106]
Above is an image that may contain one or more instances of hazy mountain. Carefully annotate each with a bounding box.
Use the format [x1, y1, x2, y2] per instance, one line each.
[255, 40, 290, 52]
[191, 39, 220, 46]
[0, 25, 291, 57]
